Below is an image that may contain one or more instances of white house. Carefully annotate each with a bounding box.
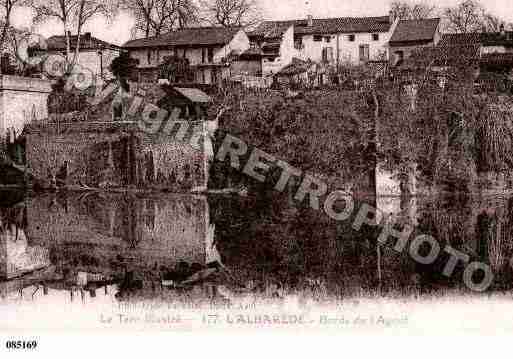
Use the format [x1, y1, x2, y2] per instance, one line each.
[45, 32, 122, 81]
[249, 15, 394, 75]
[123, 27, 251, 85]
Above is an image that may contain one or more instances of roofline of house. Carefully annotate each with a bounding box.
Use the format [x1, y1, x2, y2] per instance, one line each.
[398, 17, 441, 23]
[122, 26, 243, 49]
[123, 42, 233, 50]
[248, 28, 392, 40]
[297, 29, 392, 35]
[250, 16, 392, 37]
[389, 39, 435, 46]
[46, 35, 123, 51]
[47, 45, 123, 52]
[258, 15, 390, 24]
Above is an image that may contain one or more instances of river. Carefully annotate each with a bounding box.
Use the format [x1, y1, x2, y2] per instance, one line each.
[1, 190, 513, 331]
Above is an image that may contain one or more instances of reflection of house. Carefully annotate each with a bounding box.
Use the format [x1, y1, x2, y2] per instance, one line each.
[388, 18, 442, 66]
[123, 27, 251, 85]
[249, 15, 394, 74]
[45, 32, 122, 81]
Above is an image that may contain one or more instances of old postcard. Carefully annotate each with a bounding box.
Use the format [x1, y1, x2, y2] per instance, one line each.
[1, 0, 513, 354]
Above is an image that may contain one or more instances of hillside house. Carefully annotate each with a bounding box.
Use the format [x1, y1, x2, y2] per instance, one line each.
[123, 27, 251, 85]
[45, 32, 122, 81]
[249, 15, 394, 76]
[388, 18, 442, 66]
[440, 30, 513, 74]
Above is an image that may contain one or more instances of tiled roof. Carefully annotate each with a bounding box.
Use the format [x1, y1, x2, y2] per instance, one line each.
[47, 34, 121, 51]
[174, 87, 211, 103]
[439, 33, 481, 47]
[389, 18, 440, 44]
[250, 16, 392, 38]
[277, 58, 313, 76]
[238, 47, 264, 60]
[123, 27, 242, 49]
[260, 40, 281, 57]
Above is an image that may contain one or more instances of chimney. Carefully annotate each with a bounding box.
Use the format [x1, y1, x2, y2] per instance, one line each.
[67, 30, 71, 38]
[500, 23, 506, 36]
[307, 14, 313, 27]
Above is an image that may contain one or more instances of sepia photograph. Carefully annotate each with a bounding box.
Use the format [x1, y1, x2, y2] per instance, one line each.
[1, 0, 513, 354]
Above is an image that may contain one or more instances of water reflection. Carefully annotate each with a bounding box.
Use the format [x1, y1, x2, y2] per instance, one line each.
[1, 192, 218, 303]
[2, 192, 513, 307]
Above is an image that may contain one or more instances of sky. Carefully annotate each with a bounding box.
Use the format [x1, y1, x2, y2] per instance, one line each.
[8, 0, 513, 46]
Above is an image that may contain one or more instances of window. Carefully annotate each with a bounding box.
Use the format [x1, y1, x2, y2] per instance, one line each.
[372, 33, 379, 41]
[147, 50, 152, 64]
[202, 48, 206, 63]
[348, 34, 355, 42]
[322, 47, 333, 63]
[208, 48, 214, 63]
[294, 36, 303, 50]
[359, 44, 369, 62]
[324, 36, 331, 43]
[314, 35, 323, 42]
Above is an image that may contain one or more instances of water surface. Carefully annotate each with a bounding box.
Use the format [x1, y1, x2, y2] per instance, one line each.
[1, 190, 513, 330]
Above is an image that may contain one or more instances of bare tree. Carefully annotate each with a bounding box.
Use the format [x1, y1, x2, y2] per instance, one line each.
[0, 0, 23, 56]
[443, 0, 513, 33]
[199, 0, 262, 28]
[28, 0, 116, 72]
[121, 0, 198, 38]
[390, 1, 437, 20]
[122, 0, 155, 38]
[443, 0, 485, 33]
[72, 1, 117, 70]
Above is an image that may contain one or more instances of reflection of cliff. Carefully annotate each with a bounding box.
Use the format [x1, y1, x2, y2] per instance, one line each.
[25, 194, 209, 268]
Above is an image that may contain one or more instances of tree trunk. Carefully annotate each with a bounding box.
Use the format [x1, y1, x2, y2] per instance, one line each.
[71, 0, 86, 72]
[64, 24, 71, 74]
[0, 7, 11, 75]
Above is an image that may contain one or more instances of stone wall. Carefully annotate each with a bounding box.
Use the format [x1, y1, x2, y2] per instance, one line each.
[25, 120, 208, 191]
[0, 76, 52, 140]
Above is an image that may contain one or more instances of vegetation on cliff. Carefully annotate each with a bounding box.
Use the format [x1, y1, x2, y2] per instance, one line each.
[209, 72, 513, 193]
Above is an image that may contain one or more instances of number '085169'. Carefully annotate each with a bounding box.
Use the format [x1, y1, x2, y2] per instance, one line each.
[5, 340, 38, 350]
